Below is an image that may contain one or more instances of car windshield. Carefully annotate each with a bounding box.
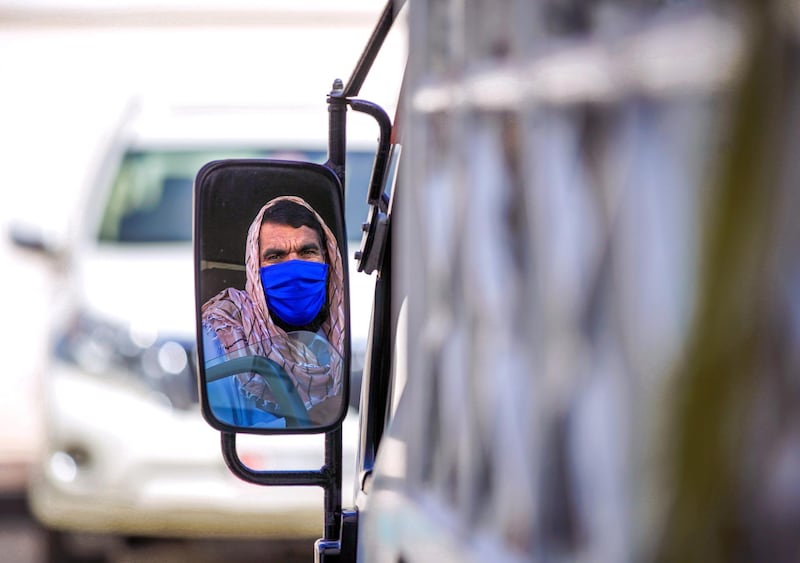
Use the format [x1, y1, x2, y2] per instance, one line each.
[98, 148, 374, 244]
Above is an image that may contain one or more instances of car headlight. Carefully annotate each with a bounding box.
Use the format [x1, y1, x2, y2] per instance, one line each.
[53, 312, 198, 410]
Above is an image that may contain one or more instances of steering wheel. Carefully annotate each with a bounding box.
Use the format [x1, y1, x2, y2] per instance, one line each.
[205, 356, 311, 427]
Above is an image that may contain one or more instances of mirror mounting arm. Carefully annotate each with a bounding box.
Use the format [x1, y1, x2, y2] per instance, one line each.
[348, 99, 394, 275]
[221, 428, 344, 543]
[221, 432, 335, 488]
[348, 99, 392, 211]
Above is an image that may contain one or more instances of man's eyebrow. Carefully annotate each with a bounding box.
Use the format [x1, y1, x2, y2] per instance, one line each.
[299, 242, 322, 252]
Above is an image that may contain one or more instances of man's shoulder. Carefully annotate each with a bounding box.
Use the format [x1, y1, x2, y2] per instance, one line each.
[202, 286, 252, 320]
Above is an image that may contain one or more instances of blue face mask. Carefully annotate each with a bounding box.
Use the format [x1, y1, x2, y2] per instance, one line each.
[260, 260, 329, 327]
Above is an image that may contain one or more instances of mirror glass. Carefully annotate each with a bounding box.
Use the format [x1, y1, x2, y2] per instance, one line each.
[195, 159, 349, 433]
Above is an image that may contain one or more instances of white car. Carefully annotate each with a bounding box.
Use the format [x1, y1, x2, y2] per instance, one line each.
[16, 100, 377, 559]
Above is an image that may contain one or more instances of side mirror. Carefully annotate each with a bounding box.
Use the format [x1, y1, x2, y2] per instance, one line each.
[8, 220, 65, 261]
[194, 159, 350, 434]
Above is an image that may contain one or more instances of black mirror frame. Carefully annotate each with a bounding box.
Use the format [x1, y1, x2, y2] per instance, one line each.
[193, 158, 351, 436]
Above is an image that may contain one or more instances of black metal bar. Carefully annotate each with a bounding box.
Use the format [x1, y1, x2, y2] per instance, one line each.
[327, 78, 347, 188]
[323, 427, 343, 543]
[323, 77, 347, 552]
[342, 0, 406, 98]
[220, 432, 333, 488]
[348, 99, 392, 209]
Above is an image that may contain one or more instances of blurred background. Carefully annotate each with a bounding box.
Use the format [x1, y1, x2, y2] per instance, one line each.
[0, 1, 405, 561]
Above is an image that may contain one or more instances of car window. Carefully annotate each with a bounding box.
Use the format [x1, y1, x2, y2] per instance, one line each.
[98, 148, 373, 244]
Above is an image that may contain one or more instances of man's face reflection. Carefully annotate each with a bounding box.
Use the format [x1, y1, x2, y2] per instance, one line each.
[258, 222, 325, 267]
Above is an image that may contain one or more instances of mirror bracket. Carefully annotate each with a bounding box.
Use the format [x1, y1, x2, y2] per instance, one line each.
[327, 79, 348, 188]
[348, 99, 392, 209]
[347, 99, 393, 275]
[221, 432, 334, 488]
[355, 207, 389, 275]
[222, 427, 344, 543]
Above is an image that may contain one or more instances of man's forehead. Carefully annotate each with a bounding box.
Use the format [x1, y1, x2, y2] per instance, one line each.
[259, 222, 322, 247]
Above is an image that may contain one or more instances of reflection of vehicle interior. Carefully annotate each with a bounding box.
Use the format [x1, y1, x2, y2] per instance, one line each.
[208, 356, 309, 425]
[208, 356, 311, 427]
[205, 332, 344, 429]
